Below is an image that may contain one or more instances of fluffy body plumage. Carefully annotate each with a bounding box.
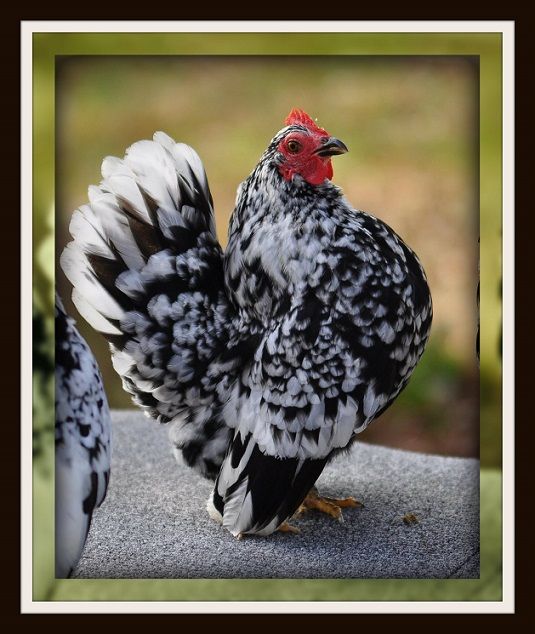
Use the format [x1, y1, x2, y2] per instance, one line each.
[61, 112, 432, 538]
[55, 295, 111, 576]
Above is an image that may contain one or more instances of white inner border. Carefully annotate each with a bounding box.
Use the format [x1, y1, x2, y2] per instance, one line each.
[20, 20, 515, 615]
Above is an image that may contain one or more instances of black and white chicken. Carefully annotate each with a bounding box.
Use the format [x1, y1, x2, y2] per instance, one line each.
[55, 293, 111, 576]
[60, 109, 432, 538]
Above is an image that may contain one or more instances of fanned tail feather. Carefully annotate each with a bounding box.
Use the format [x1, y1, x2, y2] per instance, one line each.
[61, 132, 237, 478]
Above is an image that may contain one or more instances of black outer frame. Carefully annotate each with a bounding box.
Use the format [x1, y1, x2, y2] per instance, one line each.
[5, 9, 533, 628]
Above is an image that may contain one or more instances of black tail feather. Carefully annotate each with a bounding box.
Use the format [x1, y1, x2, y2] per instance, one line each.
[215, 432, 328, 536]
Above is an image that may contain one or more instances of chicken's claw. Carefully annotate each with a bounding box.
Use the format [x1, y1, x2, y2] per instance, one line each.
[278, 521, 301, 534]
[296, 486, 362, 522]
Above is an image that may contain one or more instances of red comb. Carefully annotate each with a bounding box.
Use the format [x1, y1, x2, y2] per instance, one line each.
[285, 108, 327, 135]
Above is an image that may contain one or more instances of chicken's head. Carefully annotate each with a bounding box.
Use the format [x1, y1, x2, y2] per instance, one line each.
[276, 108, 348, 186]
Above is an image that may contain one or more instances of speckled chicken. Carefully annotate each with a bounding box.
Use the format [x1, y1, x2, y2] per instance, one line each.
[60, 109, 432, 538]
[55, 293, 111, 576]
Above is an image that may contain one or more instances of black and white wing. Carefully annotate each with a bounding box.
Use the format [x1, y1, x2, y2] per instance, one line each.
[55, 294, 111, 578]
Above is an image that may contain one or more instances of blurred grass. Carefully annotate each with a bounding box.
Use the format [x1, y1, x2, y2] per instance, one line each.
[31, 31, 503, 603]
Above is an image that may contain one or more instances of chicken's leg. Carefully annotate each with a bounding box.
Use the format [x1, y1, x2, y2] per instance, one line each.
[296, 486, 362, 522]
[235, 489, 360, 538]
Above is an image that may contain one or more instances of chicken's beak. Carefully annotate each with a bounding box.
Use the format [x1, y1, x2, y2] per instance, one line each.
[315, 137, 349, 157]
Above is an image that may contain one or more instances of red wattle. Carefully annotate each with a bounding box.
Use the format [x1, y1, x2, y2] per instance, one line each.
[280, 158, 333, 186]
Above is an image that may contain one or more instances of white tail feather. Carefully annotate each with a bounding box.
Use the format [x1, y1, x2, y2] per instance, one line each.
[222, 478, 252, 537]
[71, 288, 122, 336]
[101, 155, 136, 180]
[105, 173, 154, 224]
[68, 206, 114, 259]
[172, 142, 210, 195]
[110, 348, 135, 375]
[89, 193, 146, 270]
[152, 130, 175, 152]
[60, 245, 124, 322]
[124, 140, 179, 212]
[115, 270, 145, 300]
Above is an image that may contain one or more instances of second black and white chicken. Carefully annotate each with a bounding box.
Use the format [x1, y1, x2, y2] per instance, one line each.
[55, 293, 111, 576]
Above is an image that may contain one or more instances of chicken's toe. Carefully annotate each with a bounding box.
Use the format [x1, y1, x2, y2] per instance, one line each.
[296, 486, 362, 521]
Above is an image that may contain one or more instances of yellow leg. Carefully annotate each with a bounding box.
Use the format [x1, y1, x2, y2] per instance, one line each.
[278, 521, 301, 534]
[296, 486, 362, 521]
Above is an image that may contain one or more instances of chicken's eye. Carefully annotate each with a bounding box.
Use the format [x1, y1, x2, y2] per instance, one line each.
[287, 139, 302, 154]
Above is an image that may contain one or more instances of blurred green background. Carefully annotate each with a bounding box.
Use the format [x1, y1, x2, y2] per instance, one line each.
[31, 32, 503, 604]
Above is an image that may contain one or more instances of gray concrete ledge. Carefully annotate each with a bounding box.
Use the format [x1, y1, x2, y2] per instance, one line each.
[73, 410, 480, 579]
